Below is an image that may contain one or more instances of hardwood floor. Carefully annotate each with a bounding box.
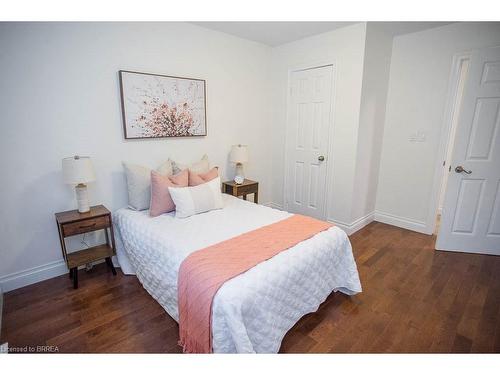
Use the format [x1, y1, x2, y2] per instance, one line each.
[1, 222, 499, 353]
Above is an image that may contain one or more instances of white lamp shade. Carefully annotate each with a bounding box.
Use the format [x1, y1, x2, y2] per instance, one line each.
[229, 145, 249, 164]
[62, 156, 96, 184]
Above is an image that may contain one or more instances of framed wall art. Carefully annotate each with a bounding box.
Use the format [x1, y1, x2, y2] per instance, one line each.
[119, 70, 207, 139]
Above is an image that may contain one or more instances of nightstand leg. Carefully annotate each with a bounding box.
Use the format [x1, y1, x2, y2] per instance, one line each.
[254, 192, 258, 204]
[69, 268, 73, 279]
[243, 194, 247, 200]
[72, 268, 78, 289]
[105, 257, 117, 276]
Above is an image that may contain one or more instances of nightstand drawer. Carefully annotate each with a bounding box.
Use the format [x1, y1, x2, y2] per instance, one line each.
[237, 183, 258, 196]
[62, 215, 110, 237]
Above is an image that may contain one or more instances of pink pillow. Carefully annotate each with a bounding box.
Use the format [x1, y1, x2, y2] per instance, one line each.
[150, 169, 188, 217]
[188, 167, 219, 186]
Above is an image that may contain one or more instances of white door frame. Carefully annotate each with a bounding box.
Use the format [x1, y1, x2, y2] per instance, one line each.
[283, 60, 338, 219]
[426, 51, 472, 235]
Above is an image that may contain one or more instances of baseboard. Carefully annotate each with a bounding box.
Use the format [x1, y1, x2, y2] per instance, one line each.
[266, 205, 374, 235]
[0, 257, 119, 293]
[328, 212, 375, 236]
[374, 210, 429, 234]
[0, 260, 68, 293]
[264, 202, 284, 210]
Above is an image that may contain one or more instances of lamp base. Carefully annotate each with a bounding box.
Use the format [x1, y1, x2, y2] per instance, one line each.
[75, 183, 90, 213]
[234, 163, 245, 184]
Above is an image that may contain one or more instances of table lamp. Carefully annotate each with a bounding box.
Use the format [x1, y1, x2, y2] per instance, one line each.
[229, 144, 248, 184]
[62, 155, 96, 213]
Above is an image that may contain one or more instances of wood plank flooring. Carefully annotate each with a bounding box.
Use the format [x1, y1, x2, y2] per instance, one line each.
[1, 222, 499, 353]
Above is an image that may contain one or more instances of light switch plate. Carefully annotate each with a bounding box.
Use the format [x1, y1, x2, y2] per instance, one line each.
[409, 131, 426, 142]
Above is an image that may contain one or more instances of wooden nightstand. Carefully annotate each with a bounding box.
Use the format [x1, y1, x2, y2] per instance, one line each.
[55, 205, 117, 289]
[222, 179, 259, 203]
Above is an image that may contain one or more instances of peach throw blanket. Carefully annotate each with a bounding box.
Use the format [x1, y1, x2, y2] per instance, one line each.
[178, 214, 333, 353]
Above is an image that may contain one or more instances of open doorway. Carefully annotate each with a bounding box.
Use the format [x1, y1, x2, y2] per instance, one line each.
[434, 56, 470, 235]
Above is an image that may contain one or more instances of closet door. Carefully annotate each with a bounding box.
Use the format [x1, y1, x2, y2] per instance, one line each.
[285, 65, 334, 220]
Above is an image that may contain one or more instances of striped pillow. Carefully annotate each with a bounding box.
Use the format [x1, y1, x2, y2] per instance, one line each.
[168, 177, 223, 218]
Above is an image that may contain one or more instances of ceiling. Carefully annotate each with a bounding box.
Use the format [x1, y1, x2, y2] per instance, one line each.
[191, 22, 356, 46]
[192, 22, 455, 47]
[371, 22, 455, 36]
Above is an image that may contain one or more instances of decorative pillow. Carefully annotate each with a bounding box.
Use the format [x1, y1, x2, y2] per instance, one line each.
[189, 167, 219, 186]
[157, 160, 174, 176]
[171, 154, 209, 175]
[123, 160, 173, 211]
[150, 169, 189, 217]
[168, 177, 223, 219]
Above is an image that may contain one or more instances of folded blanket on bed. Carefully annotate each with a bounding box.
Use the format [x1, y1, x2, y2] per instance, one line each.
[178, 214, 333, 353]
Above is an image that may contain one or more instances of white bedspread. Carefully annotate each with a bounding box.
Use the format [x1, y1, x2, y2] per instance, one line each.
[113, 194, 362, 353]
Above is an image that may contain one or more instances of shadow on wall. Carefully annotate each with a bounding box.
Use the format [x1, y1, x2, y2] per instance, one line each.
[5, 170, 73, 275]
[110, 169, 129, 210]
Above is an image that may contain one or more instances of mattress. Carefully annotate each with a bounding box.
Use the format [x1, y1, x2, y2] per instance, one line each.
[113, 194, 362, 353]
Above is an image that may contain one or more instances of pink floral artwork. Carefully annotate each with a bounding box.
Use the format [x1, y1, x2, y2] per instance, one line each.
[119, 71, 206, 139]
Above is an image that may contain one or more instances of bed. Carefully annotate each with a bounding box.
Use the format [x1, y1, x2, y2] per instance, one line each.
[113, 193, 362, 353]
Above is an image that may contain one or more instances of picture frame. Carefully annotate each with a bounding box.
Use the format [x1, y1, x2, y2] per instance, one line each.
[119, 70, 207, 139]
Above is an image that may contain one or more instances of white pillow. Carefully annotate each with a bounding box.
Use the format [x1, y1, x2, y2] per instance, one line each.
[123, 160, 173, 210]
[171, 154, 209, 174]
[168, 177, 223, 218]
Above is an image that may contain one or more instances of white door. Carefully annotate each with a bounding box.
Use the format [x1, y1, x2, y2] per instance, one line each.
[436, 46, 500, 255]
[285, 65, 333, 219]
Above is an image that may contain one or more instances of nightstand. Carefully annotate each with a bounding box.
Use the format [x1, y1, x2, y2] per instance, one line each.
[55, 205, 117, 289]
[222, 179, 259, 203]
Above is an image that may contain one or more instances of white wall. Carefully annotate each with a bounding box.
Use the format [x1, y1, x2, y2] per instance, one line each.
[351, 24, 393, 222]
[376, 22, 500, 233]
[270, 23, 367, 226]
[0, 22, 273, 290]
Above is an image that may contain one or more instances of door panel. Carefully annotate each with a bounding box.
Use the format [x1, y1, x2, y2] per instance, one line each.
[312, 102, 323, 150]
[297, 103, 307, 149]
[309, 164, 320, 209]
[488, 181, 500, 236]
[465, 97, 499, 160]
[294, 162, 304, 205]
[285, 65, 333, 219]
[436, 46, 500, 254]
[481, 61, 500, 84]
[451, 179, 484, 233]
